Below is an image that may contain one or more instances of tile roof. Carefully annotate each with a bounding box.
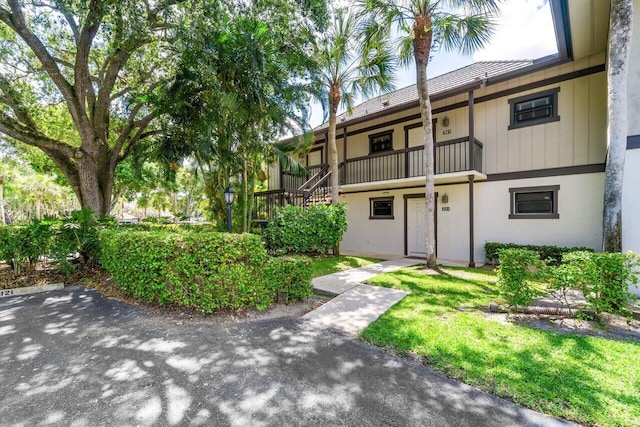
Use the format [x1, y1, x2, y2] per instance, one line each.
[314, 60, 534, 131]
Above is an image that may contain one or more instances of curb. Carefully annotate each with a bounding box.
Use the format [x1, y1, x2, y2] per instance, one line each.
[0, 283, 64, 298]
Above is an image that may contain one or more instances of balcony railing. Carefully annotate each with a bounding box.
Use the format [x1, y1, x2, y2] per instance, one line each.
[342, 137, 483, 185]
[281, 164, 326, 190]
[253, 189, 308, 221]
[255, 137, 483, 220]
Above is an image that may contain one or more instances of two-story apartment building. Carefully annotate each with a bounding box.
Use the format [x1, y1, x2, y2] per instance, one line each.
[256, 0, 640, 267]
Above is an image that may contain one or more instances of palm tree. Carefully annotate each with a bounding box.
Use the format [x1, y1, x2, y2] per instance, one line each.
[603, 0, 633, 252]
[311, 10, 396, 206]
[360, 0, 500, 267]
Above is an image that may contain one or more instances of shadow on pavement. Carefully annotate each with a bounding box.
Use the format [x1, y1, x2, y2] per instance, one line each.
[0, 286, 569, 426]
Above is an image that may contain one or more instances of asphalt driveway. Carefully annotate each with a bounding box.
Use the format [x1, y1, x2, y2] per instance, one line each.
[0, 286, 570, 426]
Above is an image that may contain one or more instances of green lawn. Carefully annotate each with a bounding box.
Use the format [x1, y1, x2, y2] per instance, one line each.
[361, 266, 640, 427]
[309, 255, 381, 278]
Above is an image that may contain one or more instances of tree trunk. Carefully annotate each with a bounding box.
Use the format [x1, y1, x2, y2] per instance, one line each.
[0, 178, 5, 225]
[242, 145, 249, 232]
[414, 14, 436, 268]
[603, 0, 633, 252]
[47, 145, 115, 218]
[328, 85, 341, 206]
[36, 196, 42, 220]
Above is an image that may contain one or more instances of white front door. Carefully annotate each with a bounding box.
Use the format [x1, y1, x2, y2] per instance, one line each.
[407, 198, 427, 256]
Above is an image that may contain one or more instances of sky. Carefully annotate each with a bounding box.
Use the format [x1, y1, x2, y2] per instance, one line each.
[308, 0, 558, 127]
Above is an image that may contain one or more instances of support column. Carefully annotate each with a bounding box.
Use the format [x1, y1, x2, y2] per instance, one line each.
[468, 174, 475, 267]
[468, 90, 475, 171]
[342, 127, 348, 185]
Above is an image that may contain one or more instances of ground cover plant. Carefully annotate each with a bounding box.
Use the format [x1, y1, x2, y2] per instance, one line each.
[309, 255, 380, 278]
[361, 266, 640, 426]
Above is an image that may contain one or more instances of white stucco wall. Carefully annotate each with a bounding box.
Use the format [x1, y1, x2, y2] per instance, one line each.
[339, 173, 605, 264]
[475, 173, 604, 263]
[339, 189, 408, 256]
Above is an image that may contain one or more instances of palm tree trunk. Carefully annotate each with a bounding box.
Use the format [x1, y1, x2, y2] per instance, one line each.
[603, 0, 633, 252]
[329, 86, 341, 206]
[414, 15, 436, 268]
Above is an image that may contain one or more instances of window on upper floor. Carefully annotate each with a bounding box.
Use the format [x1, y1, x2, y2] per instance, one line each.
[509, 185, 559, 219]
[369, 131, 393, 154]
[370, 197, 394, 219]
[508, 88, 560, 130]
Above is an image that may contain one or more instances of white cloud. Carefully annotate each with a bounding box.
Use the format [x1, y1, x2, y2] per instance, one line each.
[473, 0, 557, 61]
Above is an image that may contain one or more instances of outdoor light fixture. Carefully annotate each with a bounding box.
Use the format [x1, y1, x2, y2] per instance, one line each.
[442, 116, 450, 127]
[223, 185, 235, 232]
[441, 194, 449, 204]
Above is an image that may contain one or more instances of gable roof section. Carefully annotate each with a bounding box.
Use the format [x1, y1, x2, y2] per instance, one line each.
[314, 60, 534, 132]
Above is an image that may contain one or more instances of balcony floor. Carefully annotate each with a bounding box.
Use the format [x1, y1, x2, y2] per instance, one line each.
[339, 170, 487, 193]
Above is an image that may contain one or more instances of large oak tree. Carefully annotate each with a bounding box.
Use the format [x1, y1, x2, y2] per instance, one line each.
[0, 0, 183, 216]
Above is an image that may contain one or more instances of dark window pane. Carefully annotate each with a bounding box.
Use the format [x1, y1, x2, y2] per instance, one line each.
[513, 94, 555, 125]
[371, 199, 393, 217]
[370, 133, 392, 153]
[515, 191, 554, 214]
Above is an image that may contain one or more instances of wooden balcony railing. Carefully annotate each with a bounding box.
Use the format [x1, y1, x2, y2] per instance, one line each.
[255, 137, 483, 220]
[281, 164, 326, 190]
[341, 137, 483, 185]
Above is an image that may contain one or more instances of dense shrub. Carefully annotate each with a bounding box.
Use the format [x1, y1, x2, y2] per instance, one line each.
[263, 204, 348, 255]
[499, 247, 639, 315]
[264, 256, 313, 301]
[557, 251, 639, 315]
[0, 226, 28, 273]
[485, 242, 593, 266]
[112, 222, 218, 233]
[99, 230, 312, 313]
[497, 248, 546, 307]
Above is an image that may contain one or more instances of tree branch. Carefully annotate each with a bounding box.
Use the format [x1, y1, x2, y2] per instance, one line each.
[75, 0, 105, 121]
[0, 115, 76, 160]
[0, 2, 84, 130]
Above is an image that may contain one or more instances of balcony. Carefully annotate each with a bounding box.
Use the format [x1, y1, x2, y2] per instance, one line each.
[254, 137, 483, 219]
[341, 137, 483, 185]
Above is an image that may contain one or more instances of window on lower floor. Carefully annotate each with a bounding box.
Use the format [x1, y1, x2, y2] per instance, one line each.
[509, 185, 559, 219]
[370, 197, 394, 219]
[508, 88, 560, 130]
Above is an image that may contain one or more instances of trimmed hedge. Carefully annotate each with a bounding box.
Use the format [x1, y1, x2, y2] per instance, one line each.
[485, 242, 593, 266]
[263, 204, 348, 255]
[112, 222, 218, 233]
[264, 256, 313, 301]
[98, 230, 312, 313]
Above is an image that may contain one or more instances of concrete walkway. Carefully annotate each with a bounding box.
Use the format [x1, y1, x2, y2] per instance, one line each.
[304, 258, 423, 336]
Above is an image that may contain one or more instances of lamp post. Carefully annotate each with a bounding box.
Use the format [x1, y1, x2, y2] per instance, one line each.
[223, 185, 235, 233]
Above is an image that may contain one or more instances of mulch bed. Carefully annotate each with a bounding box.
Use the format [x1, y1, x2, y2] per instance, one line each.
[487, 289, 640, 343]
